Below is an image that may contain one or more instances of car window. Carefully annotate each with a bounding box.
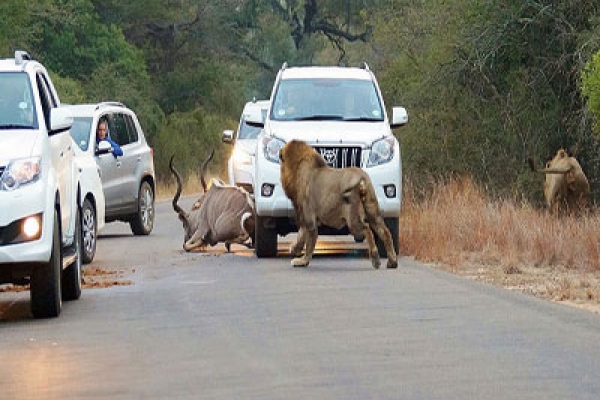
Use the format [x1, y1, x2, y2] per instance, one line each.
[124, 114, 139, 143]
[35, 73, 54, 128]
[70, 117, 92, 151]
[0, 72, 38, 129]
[270, 78, 383, 122]
[108, 113, 131, 146]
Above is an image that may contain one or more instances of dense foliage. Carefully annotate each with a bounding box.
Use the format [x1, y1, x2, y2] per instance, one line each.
[2, 0, 600, 203]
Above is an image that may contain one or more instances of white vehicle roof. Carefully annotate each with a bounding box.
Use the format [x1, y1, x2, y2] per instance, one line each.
[242, 100, 269, 121]
[62, 102, 130, 117]
[243, 99, 269, 111]
[0, 58, 45, 75]
[280, 66, 372, 81]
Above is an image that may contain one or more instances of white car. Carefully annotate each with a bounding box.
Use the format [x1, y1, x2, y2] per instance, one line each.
[70, 135, 106, 264]
[246, 63, 408, 258]
[222, 99, 269, 193]
[0, 51, 84, 318]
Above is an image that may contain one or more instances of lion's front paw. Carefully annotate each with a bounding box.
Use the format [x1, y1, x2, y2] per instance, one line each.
[290, 244, 304, 257]
[291, 257, 310, 267]
[387, 258, 398, 269]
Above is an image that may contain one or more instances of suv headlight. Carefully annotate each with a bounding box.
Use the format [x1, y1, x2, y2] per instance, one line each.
[0, 157, 41, 191]
[366, 137, 395, 167]
[262, 136, 286, 164]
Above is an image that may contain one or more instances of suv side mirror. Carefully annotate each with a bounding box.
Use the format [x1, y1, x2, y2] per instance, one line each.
[222, 129, 234, 144]
[245, 108, 264, 128]
[390, 107, 408, 129]
[49, 107, 73, 135]
[95, 140, 112, 155]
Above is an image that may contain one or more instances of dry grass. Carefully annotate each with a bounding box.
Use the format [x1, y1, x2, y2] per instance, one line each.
[401, 176, 600, 312]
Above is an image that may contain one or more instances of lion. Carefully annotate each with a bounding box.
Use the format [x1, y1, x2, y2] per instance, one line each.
[528, 149, 590, 215]
[279, 139, 398, 269]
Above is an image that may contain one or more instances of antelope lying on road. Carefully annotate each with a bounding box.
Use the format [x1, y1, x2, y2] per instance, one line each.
[170, 150, 255, 252]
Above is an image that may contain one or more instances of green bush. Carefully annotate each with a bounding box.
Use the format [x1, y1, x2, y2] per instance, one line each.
[153, 108, 237, 184]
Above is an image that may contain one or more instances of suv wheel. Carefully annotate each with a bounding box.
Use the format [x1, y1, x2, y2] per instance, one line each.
[255, 215, 278, 258]
[130, 181, 154, 235]
[30, 210, 62, 318]
[81, 198, 97, 264]
[62, 206, 83, 301]
[375, 217, 399, 259]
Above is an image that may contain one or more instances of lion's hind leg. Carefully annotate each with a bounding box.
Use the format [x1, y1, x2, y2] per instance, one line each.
[370, 218, 398, 269]
[363, 225, 381, 269]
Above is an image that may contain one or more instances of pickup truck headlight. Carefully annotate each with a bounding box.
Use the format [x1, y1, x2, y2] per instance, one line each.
[0, 157, 41, 191]
[366, 137, 395, 167]
[262, 136, 286, 164]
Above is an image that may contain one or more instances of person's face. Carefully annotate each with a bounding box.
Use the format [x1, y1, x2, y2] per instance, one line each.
[97, 123, 107, 140]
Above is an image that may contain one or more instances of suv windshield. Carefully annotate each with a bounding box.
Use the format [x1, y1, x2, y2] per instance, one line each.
[270, 78, 383, 122]
[0, 72, 38, 130]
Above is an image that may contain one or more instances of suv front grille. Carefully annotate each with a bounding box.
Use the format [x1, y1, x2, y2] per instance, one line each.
[313, 146, 362, 169]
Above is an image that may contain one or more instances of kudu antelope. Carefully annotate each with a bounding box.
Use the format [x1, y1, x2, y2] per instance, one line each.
[170, 150, 255, 252]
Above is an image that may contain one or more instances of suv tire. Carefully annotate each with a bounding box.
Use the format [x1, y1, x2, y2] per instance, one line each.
[255, 215, 278, 258]
[376, 217, 399, 259]
[30, 210, 62, 318]
[81, 198, 97, 264]
[130, 181, 154, 235]
[62, 207, 83, 301]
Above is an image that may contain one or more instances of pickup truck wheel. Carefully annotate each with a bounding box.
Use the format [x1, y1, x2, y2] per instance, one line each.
[30, 210, 62, 318]
[81, 198, 97, 264]
[375, 217, 399, 259]
[62, 207, 83, 301]
[255, 216, 278, 258]
[130, 181, 154, 235]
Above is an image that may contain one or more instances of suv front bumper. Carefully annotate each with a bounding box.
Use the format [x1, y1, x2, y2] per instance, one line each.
[0, 181, 54, 264]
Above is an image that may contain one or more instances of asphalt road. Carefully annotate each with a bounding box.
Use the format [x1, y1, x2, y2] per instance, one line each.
[1, 195, 600, 400]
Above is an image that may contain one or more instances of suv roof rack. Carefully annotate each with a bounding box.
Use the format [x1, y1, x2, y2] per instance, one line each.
[95, 101, 125, 110]
[361, 62, 370, 71]
[281, 62, 288, 70]
[14, 50, 32, 66]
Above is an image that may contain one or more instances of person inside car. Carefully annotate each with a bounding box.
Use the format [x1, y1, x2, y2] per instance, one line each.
[96, 120, 123, 157]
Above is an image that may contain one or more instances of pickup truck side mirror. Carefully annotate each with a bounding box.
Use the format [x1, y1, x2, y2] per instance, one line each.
[95, 140, 112, 155]
[390, 107, 408, 129]
[49, 107, 73, 135]
[222, 129, 234, 144]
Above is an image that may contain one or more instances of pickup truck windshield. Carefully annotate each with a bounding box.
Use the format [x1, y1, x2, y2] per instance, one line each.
[238, 119, 262, 140]
[0, 72, 38, 130]
[270, 78, 384, 122]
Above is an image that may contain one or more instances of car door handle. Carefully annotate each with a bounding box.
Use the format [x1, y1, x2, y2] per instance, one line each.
[137, 156, 142, 163]
[116, 161, 122, 167]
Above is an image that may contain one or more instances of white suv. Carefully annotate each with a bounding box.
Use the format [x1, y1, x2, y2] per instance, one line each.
[0, 51, 84, 318]
[222, 99, 269, 193]
[247, 63, 408, 257]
